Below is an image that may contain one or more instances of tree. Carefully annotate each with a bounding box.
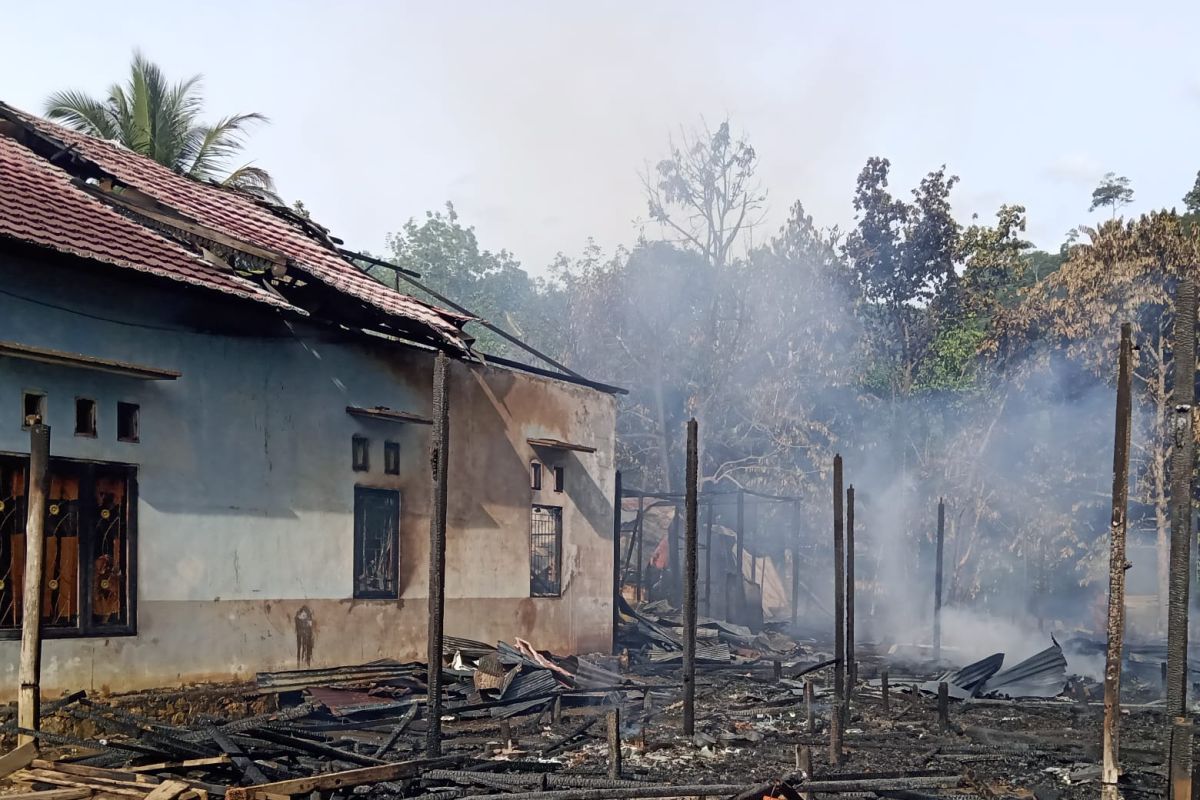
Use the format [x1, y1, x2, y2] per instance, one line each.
[1089, 172, 1134, 218]
[1184, 170, 1200, 216]
[45, 51, 277, 201]
[643, 119, 766, 270]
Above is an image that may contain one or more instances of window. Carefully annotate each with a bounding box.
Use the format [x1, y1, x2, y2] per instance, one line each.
[384, 441, 400, 475]
[22, 392, 45, 428]
[0, 454, 136, 637]
[553, 466, 565, 493]
[530, 504, 563, 597]
[530, 462, 542, 490]
[116, 402, 139, 443]
[353, 486, 400, 599]
[352, 436, 370, 472]
[75, 398, 97, 437]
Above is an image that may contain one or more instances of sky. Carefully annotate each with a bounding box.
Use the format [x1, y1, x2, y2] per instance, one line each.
[4, 1, 1199, 275]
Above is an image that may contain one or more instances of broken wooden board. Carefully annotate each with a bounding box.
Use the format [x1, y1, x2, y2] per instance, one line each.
[223, 756, 466, 800]
[1, 742, 40, 779]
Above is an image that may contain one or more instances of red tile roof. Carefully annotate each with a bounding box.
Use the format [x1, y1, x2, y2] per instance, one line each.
[0, 133, 294, 309]
[0, 103, 472, 351]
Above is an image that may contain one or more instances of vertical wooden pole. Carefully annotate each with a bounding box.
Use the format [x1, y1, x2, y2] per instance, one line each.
[17, 422, 50, 747]
[832, 454, 845, 730]
[799, 746, 814, 800]
[607, 708, 621, 779]
[828, 703, 843, 766]
[937, 682, 950, 731]
[736, 490, 745, 585]
[1168, 275, 1197, 800]
[425, 352, 450, 758]
[636, 493, 645, 603]
[846, 485, 856, 703]
[934, 498, 945, 663]
[791, 501, 801, 627]
[612, 470, 623, 654]
[881, 669, 890, 713]
[683, 419, 699, 736]
[804, 679, 815, 733]
[1102, 322, 1134, 792]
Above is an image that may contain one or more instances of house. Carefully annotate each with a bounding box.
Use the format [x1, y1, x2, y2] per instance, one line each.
[0, 103, 620, 698]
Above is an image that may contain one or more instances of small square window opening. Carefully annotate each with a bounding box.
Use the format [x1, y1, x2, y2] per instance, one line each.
[530, 461, 543, 490]
[384, 441, 400, 475]
[75, 398, 97, 437]
[352, 435, 370, 472]
[553, 466, 565, 493]
[22, 392, 45, 427]
[117, 402, 139, 442]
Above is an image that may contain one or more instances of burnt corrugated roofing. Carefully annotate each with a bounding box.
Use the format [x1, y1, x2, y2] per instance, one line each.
[0, 102, 473, 351]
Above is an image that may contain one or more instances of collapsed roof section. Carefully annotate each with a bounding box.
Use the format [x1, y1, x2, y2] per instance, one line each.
[0, 102, 474, 353]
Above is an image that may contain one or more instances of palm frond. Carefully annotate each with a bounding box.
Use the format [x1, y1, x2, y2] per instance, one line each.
[43, 90, 118, 139]
[221, 163, 281, 203]
[186, 113, 268, 181]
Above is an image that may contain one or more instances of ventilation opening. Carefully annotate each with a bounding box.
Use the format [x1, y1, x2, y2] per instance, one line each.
[352, 435, 370, 471]
[75, 397, 97, 437]
[22, 392, 45, 427]
[117, 402, 139, 442]
[384, 441, 400, 475]
[530, 461, 543, 490]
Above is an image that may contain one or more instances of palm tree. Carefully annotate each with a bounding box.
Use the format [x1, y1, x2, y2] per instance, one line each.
[45, 51, 278, 201]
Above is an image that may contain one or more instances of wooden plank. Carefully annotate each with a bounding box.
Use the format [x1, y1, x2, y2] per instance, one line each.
[223, 756, 465, 800]
[526, 438, 596, 454]
[0, 341, 180, 380]
[0, 789, 93, 800]
[31, 761, 146, 783]
[129, 757, 230, 774]
[143, 781, 191, 800]
[1, 742, 40, 779]
[13, 772, 145, 798]
[345, 405, 432, 425]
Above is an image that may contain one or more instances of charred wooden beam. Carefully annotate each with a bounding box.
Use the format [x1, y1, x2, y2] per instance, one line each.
[426, 351, 451, 758]
[683, 418, 699, 735]
[934, 498, 945, 664]
[1168, 275, 1197, 800]
[846, 484, 857, 704]
[18, 422, 50, 746]
[1102, 322, 1134, 792]
[833, 454, 846, 731]
[791, 501, 801, 626]
[612, 470, 622, 655]
[606, 709, 621, 779]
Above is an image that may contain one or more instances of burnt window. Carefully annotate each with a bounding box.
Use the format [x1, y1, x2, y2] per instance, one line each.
[75, 398, 97, 437]
[116, 402, 139, 443]
[530, 461, 543, 490]
[530, 504, 563, 597]
[553, 466, 565, 493]
[352, 435, 370, 472]
[0, 454, 136, 638]
[22, 392, 45, 428]
[354, 486, 400, 599]
[384, 441, 400, 475]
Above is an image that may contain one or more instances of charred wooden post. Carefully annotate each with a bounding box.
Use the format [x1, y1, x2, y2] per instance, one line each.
[805, 679, 815, 733]
[846, 484, 857, 698]
[881, 669, 890, 713]
[703, 496, 713, 616]
[798, 746, 814, 800]
[636, 493, 645, 603]
[1102, 322, 1134, 792]
[749, 500, 758, 583]
[1163, 661, 1169, 699]
[682, 418, 699, 736]
[425, 352, 451, 758]
[934, 498, 945, 664]
[1172, 716, 1193, 800]
[667, 509, 681, 604]
[833, 454, 846, 730]
[829, 702, 844, 766]
[773, 660, 782, 682]
[937, 682, 950, 731]
[612, 471, 622, 654]
[606, 709, 621, 779]
[791, 500, 801, 627]
[1168, 275, 1197, 799]
[17, 421, 50, 746]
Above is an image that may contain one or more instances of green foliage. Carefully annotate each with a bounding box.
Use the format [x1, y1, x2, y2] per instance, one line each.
[1088, 172, 1133, 217]
[1184, 170, 1200, 215]
[44, 51, 276, 201]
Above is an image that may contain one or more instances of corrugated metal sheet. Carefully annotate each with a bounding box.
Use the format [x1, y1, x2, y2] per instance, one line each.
[982, 638, 1067, 699]
[648, 641, 732, 664]
[501, 669, 560, 700]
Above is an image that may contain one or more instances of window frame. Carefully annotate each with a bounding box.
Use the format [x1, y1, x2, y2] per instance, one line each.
[529, 503, 563, 598]
[21, 391, 45, 429]
[0, 452, 138, 640]
[75, 397, 97, 438]
[351, 435, 370, 472]
[383, 441, 400, 476]
[116, 402, 140, 443]
[530, 461, 543, 491]
[352, 485, 401, 600]
[552, 466, 565, 493]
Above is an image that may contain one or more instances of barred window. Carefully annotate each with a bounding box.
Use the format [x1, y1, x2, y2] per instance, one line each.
[530, 504, 563, 597]
[354, 486, 400, 599]
[0, 454, 136, 637]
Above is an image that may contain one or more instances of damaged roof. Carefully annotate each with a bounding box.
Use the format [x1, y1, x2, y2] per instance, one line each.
[0, 102, 473, 352]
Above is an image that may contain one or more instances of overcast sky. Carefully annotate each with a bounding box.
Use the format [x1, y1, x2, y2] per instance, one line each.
[5, 1, 1199, 274]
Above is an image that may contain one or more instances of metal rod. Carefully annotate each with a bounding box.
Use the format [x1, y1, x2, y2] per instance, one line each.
[704, 496, 714, 617]
[846, 484, 856, 705]
[833, 454, 846, 731]
[17, 422, 50, 746]
[1168, 275, 1196, 800]
[426, 352, 451, 758]
[934, 498, 945, 663]
[683, 419, 699, 735]
[1102, 322, 1134, 790]
[612, 470, 622, 655]
[606, 709, 621, 779]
